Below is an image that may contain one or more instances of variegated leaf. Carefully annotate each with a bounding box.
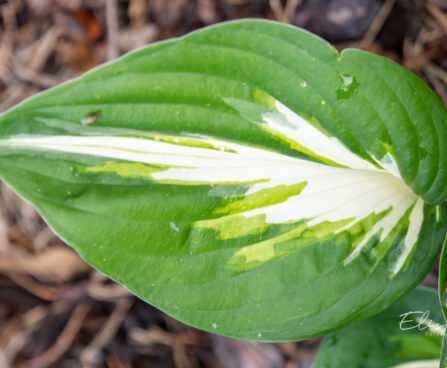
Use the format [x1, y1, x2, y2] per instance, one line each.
[0, 20, 446, 341]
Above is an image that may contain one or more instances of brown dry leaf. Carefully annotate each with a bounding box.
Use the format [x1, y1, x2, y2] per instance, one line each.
[0, 246, 91, 283]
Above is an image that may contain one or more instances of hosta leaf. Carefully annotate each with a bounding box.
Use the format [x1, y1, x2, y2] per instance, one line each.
[441, 331, 447, 368]
[0, 19, 446, 341]
[438, 243, 447, 367]
[313, 287, 444, 368]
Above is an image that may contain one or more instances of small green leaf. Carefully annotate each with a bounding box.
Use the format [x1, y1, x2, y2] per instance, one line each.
[0, 20, 446, 341]
[438, 242, 447, 367]
[313, 288, 444, 368]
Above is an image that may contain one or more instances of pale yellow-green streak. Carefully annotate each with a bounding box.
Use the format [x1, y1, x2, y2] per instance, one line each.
[194, 213, 268, 240]
[214, 182, 307, 215]
[81, 161, 166, 179]
[229, 218, 353, 272]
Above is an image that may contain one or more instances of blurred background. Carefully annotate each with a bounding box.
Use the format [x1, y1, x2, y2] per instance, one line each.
[0, 0, 445, 367]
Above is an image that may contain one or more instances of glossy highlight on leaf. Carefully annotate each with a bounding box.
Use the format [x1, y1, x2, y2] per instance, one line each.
[0, 19, 446, 341]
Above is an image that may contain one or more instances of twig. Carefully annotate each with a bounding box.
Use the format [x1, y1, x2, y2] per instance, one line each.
[426, 1, 447, 38]
[130, 327, 175, 346]
[128, 0, 148, 27]
[284, 0, 302, 23]
[87, 272, 131, 301]
[1, 306, 48, 365]
[270, 0, 301, 24]
[269, 0, 285, 22]
[106, 0, 120, 60]
[13, 65, 60, 88]
[0, 2, 17, 85]
[81, 298, 133, 366]
[8, 273, 56, 301]
[25, 26, 61, 71]
[424, 63, 447, 106]
[359, 0, 396, 50]
[25, 303, 91, 368]
[425, 63, 447, 84]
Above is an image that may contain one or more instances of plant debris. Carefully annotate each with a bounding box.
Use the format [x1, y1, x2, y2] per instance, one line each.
[81, 114, 101, 126]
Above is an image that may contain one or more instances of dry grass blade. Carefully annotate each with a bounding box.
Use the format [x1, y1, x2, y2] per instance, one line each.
[359, 0, 397, 50]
